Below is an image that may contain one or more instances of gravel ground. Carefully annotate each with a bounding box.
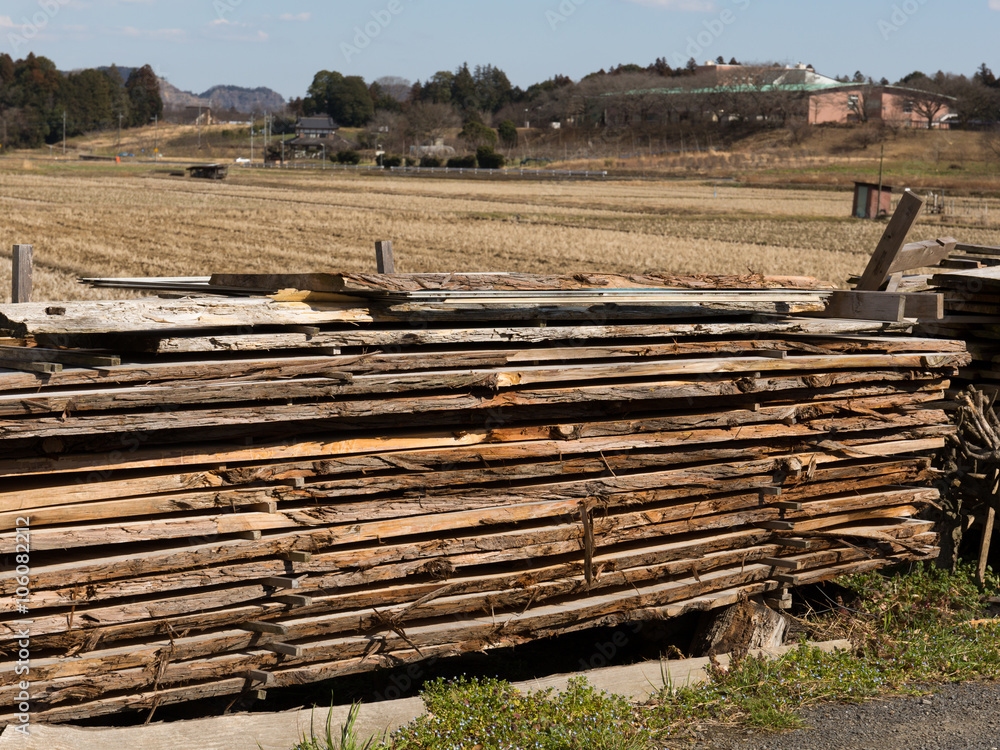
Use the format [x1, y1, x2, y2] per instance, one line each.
[674, 681, 1000, 750]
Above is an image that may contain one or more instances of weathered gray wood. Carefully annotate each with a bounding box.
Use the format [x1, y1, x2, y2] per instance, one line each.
[11, 245, 32, 304]
[886, 237, 958, 275]
[0, 297, 374, 336]
[856, 190, 925, 291]
[210, 272, 835, 295]
[375, 240, 395, 274]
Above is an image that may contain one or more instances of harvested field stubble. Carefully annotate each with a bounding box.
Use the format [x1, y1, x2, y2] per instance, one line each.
[0, 165, 992, 302]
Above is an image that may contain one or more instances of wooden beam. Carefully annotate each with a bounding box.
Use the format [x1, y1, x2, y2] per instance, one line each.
[886, 237, 957, 276]
[11, 245, 32, 304]
[375, 240, 395, 274]
[821, 291, 906, 321]
[856, 190, 925, 291]
[978, 486, 997, 585]
[241, 621, 290, 636]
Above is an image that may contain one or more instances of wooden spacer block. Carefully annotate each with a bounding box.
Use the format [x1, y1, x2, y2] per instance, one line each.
[285, 551, 312, 563]
[249, 502, 278, 514]
[275, 594, 313, 608]
[266, 642, 304, 658]
[775, 501, 803, 511]
[776, 537, 814, 550]
[762, 557, 802, 571]
[758, 520, 795, 531]
[248, 670, 275, 686]
[237, 530, 262, 541]
[282, 477, 306, 489]
[759, 486, 783, 497]
[772, 573, 799, 585]
[263, 576, 301, 590]
[242, 621, 290, 636]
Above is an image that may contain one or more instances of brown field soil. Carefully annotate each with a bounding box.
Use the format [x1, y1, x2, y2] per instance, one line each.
[1, 158, 998, 303]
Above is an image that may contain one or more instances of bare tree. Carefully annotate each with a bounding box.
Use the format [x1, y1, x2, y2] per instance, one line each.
[374, 76, 412, 104]
[405, 101, 460, 145]
[846, 84, 876, 123]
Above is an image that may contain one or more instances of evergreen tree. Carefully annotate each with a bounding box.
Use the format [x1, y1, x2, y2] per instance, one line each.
[125, 64, 163, 127]
[305, 70, 373, 126]
[451, 63, 478, 112]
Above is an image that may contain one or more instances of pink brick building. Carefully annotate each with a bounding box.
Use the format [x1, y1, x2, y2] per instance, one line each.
[808, 85, 954, 129]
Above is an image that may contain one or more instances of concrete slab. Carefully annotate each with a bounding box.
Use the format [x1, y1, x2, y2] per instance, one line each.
[0, 639, 850, 750]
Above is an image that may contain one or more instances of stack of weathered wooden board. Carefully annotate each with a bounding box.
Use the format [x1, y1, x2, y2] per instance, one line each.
[908, 245, 1000, 390]
[0, 273, 965, 724]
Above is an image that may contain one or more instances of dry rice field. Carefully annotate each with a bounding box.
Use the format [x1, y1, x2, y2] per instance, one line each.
[1, 161, 998, 302]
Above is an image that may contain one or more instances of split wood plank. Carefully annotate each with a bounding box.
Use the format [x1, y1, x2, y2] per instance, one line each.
[856, 190, 925, 291]
[11, 245, 32, 304]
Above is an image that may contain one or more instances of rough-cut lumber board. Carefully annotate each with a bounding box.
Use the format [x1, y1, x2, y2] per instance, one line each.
[27, 318, 918, 359]
[856, 190, 925, 291]
[0, 411, 945, 521]
[955, 243, 1000, 256]
[0, 297, 375, 336]
[0, 369, 953, 441]
[0, 345, 119, 368]
[0, 387, 947, 480]
[210, 272, 836, 295]
[819, 291, 944, 322]
[885, 237, 958, 275]
[11, 245, 32, 304]
[0, 352, 964, 420]
[375, 240, 395, 274]
[17, 475, 934, 609]
[930, 265, 1000, 291]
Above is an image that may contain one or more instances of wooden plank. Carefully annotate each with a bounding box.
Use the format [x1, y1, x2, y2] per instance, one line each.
[0, 297, 375, 336]
[375, 240, 395, 274]
[11, 245, 32, 304]
[209, 272, 836, 295]
[0, 357, 61, 374]
[820, 291, 905, 322]
[856, 190, 925, 291]
[886, 237, 958, 275]
[0, 344, 120, 367]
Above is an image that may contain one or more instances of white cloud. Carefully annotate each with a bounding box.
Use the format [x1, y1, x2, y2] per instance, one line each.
[119, 25, 186, 41]
[624, 0, 716, 10]
[991, 0, 1000, 10]
[279, 12, 311, 21]
[0, 15, 14, 28]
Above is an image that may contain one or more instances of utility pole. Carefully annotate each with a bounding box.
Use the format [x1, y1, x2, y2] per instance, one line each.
[197, 104, 202, 149]
[250, 115, 254, 164]
[152, 114, 158, 157]
[62, 110, 66, 156]
[117, 113, 123, 153]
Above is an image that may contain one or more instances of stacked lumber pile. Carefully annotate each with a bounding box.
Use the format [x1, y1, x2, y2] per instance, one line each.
[911, 248, 1000, 391]
[0, 273, 965, 724]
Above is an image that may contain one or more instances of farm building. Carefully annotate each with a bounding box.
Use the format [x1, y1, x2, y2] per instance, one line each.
[596, 63, 954, 129]
[285, 115, 347, 158]
[808, 84, 954, 129]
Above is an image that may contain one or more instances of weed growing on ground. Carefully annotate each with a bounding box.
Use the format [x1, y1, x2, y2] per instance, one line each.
[290, 564, 1000, 748]
[648, 562, 1000, 734]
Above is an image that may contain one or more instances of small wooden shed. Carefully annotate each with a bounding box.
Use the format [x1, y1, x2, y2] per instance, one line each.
[186, 163, 228, 180]
[852, 181, 892, 219]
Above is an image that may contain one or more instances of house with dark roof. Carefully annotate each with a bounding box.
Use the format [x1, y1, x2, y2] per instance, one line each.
[286, 115, 345, 156]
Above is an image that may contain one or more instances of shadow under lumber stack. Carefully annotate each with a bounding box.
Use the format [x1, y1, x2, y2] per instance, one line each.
[0, 273, 965, 724]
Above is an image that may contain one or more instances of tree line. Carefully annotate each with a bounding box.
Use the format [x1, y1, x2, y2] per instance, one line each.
[0, 54, 163, 149]
[291, 56, 1000, 156]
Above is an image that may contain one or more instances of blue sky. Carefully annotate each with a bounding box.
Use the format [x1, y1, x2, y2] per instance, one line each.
[1, 0, 996, 99]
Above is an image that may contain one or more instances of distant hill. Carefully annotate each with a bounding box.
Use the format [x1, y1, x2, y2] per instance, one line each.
[197, 85, 286, 114]
[94, 66, 286, 115]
